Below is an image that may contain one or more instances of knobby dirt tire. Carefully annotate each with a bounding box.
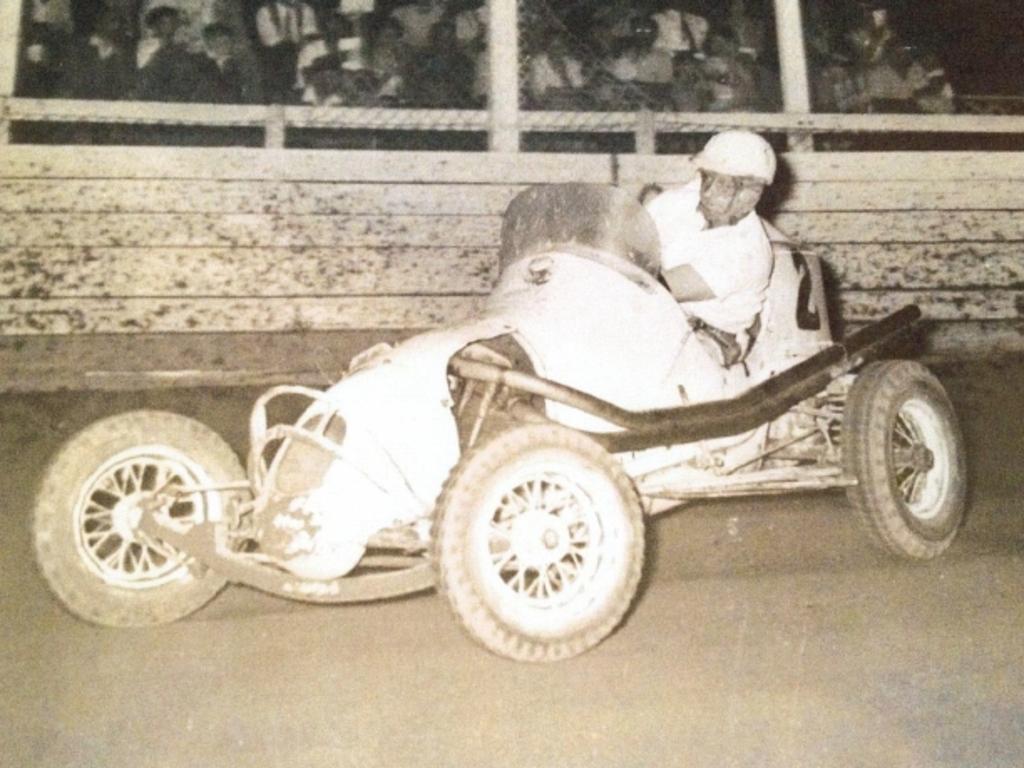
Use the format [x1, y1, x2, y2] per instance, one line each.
[432, 423, 644, 662]
[843, 361, 966, 560]
[33, 410, 245, 626]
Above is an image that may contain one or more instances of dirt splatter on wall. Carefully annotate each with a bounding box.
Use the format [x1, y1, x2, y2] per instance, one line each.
[1, 145, 1022, 390]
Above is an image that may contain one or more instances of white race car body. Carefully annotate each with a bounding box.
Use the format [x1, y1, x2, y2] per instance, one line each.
[37, 182, 961, 659]
[253, 189, 832, 580]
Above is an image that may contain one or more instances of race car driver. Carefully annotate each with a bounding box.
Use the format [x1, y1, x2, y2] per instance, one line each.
[644, 129, 777, 398]
[647, 128, 774, 399]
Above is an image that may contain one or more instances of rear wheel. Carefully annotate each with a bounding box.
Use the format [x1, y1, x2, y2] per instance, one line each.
[433, 424, 644, 662]
[33, 410, 245, 626]
[843, 361, 966, 559]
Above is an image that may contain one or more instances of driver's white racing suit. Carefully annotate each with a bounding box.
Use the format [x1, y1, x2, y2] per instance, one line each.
[645, 179, 774, 402]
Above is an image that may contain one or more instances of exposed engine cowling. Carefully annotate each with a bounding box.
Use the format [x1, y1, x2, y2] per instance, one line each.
[250, 407, 425, 580]
[254, 491, 367, 580]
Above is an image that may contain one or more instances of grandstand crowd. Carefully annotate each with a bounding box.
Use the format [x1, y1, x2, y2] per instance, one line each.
[16, 0, 957, 114]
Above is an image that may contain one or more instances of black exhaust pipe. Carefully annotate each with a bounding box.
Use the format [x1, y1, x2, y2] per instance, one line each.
[449, 305, 921, 453]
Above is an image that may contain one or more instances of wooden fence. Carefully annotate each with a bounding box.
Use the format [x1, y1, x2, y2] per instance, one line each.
[0, 144, 1022, 391]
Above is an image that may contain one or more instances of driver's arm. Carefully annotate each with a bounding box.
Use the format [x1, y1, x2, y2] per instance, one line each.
[663, 263, 716, 302]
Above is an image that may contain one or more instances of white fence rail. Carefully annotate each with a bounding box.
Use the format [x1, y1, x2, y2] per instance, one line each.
[6, 96, 1024, 151]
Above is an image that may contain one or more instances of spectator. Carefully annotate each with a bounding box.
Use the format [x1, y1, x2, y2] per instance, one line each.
[456, 2, 487, 104]
[136, 0, 209, 66]
[409, 20, 475, 106]
[861, 42, 923, 112]
[806, 1, 863, 111]
[135, 5, 210, 101]
[848, 3, 897, 67]
[64, 12, 133, 100]
[197, 22, 254, 102]
[321, 8, 364, 68]
[651, 1, 709, 59]
[806, 14, 841, 67]
[205, 0, 253, 42]
[29, 0, 73, 37]
[255, 0, 320, 103]
[669, 53, 711, 111]
[19, 0, 73, 98]
[471, 34, 489, 106]
[98, 0, 136, 39]
[589, 11, 667, 109]
[367, 17, 407, 101]
[295, 24, 380, 106]
[454, 1, 486, 49]
[295, 34, 370, 105]
[527, 30, 587, 109]
[18, 22, 66, 97]
[651, 2, 694, 58]
[913, 51, 954, 114]
[584, 0, 627, 57]
[701, 60, 755, 112]
[295, 31, 333, 102]
[701, 36, 758, 112]
[390, 0, 446, 52]
[203, 0, 264, 103]
[454, 0, 487, 102]
[608, 15, 674, 88]
[727, 0, 766, 60]
[813, 59, 864, 112]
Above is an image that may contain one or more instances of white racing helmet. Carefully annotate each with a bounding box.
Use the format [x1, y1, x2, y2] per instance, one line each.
[695, 130, 777, 184]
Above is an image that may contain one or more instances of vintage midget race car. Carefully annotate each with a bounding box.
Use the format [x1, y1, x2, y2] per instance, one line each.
[33, 184, 966, 661]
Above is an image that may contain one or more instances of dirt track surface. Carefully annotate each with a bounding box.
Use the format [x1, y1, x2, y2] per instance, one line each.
[2, 359, 1023, 768]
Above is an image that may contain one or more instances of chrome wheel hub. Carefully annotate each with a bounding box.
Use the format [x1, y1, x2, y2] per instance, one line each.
[483, 473, 598, 608]
[890, 399, 951, 521]
[110, 496, 146, 540]
[508, 508, 571, 571]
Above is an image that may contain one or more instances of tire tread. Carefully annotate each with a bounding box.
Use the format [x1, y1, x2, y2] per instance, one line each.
[33, 409, 244, 626]
[432, 424, 644, 662]
[843, 361, 966, 560]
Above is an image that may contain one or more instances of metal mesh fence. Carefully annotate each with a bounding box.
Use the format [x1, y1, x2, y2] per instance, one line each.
[515, 0, 786, 151]
[7, 0, 1024, 150]
[10, 0, 493, 136]
[956, 96, 1024, 117]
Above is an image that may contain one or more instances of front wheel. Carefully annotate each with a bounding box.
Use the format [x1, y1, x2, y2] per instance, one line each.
[433, 424, 644, 662]
[33, 410, 246, 626]
[843, 361, 967, 559]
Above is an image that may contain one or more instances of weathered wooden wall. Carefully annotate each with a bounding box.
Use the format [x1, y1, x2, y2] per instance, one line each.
[0, 146, 1021, 391]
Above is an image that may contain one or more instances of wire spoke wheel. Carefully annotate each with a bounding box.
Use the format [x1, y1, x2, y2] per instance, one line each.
[844, 361, 966, 560]
[480, 471, 604, 612]
[34, 411, 246, 626]
[434, 424, 644, 662]
[74, 448, 211, 589]
[889, 400, 950, 520]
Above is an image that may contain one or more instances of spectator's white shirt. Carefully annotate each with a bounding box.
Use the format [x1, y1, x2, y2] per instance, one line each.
[256, 1, 318, 47]
[455, 6, 486, 44]
[646, 179, 773, 334]
[610, 48, 673, 84]
[607, 54, 638, 83]
[89, 35, 117, 60]
[638, 49, 674, 83]
[473, 49, 489, 100]
[137, 0, 212, 55]
[652, 9, 709, 53]
[390, 2, 444, 50]
[136, 37, 162, 68]
[295, 37, 329, 89]
[684, 13, 710, 50]
[530, 53, 584, 97]
[31, 0, 73, 32]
